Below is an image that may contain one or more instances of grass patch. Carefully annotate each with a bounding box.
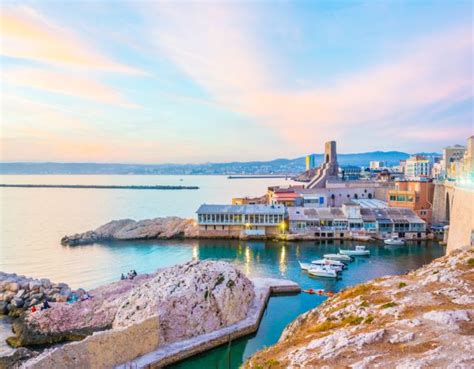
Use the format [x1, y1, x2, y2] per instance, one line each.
[364, 315, 374, 324]
[467, 258, 474, 266]
[342, 315, 364, 325]
[359, 300, 369, 308]
[398, 282, 407, 288]
[307, 319, 342, 334]
[264, 359, 281, 368]
[380, 301, 397, 309]
[339, 284, 373, 300]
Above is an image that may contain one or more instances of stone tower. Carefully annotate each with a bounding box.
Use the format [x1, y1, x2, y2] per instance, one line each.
[324, 141, 338, 176]
[307, 140, 340, 188]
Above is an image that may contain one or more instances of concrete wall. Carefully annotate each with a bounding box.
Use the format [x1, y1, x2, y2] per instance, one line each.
[447, 186, 474, 253]
[25, 316, 160, 369]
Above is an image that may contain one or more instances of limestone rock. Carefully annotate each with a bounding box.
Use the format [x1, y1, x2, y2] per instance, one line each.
[113, 260, 255, 344]
[7, 261, 254, 349]
[61, 217, 199, 245]
[244, 249, 474, 369]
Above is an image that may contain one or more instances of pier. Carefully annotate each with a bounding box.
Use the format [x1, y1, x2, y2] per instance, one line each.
[227, 175, 291, 179]
[0, 184, 199, 190]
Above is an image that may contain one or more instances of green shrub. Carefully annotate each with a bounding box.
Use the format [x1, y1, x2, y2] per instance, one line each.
[398, 282, 407, 288]
[380, 301, 397, 309]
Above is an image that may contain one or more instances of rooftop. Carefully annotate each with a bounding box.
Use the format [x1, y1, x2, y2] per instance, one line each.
[196, 204, 286, 215]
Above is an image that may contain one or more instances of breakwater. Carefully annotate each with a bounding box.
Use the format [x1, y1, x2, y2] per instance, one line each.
[0, 184, 199, 190]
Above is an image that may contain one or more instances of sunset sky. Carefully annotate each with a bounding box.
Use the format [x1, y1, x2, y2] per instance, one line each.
[1, 0, 473, 163]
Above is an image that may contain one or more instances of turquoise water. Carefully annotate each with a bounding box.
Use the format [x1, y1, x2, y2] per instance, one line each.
[0, 175, 445, 365]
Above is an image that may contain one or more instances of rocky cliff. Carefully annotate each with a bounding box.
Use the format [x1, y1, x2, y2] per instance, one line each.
[61, 217, 199, 245]
[7, 260, 254, 350]
[244, 248, 474, 368]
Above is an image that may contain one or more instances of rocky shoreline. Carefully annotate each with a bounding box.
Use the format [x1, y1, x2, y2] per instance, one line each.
[2, 261, 256, 368]
[244, 247, 474, 368]
[0, 273, 83, 318]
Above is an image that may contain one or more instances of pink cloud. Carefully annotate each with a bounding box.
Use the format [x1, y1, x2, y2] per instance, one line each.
[2, 67, 138, 107]
[1, 6, 143, 74]
[145, 2, 472, 152]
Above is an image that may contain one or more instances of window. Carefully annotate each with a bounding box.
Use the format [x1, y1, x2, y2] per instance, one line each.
[390, 195, 396, 201]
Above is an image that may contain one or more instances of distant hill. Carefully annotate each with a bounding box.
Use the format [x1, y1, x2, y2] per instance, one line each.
[0, 151, 424, 175]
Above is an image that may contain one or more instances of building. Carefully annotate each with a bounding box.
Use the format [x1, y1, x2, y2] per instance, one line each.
[341, 165, 361, 180]
[287, 202, 426, 240]
[232, 196, 267, 205]
[461, 136, 474, 183]
[305, 154, 316, 171]
[442, 144, 466, 179]
[267, 186, 304, 206]
[405, 155, 431, 179]
[387, 180, 434, 223]
[196, 204, 286, 237]
[369, 161, 385, 170]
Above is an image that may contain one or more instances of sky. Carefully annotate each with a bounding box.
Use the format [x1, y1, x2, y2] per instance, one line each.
[1, 0, 473, 164]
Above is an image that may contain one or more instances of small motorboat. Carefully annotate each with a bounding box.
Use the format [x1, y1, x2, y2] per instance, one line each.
[311, 259, 345, 272]
[323, 253, 352, 262]
[339, 245, 370, 256]
[307, 266, 338, 278]
[384, 237, 405, 246]
[298, 261, 313, 271]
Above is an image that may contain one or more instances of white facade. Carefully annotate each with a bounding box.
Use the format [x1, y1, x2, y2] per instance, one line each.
[405, 157, 431, 178]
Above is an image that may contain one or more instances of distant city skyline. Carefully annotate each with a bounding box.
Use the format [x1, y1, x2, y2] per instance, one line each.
[1, 1, 473, 163]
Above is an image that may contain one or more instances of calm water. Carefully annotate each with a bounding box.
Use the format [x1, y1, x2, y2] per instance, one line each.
[0, 175, 445, 366]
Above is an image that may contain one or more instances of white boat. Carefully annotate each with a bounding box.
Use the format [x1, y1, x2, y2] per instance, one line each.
[311, 259, 345, 272]
[339, 245, 370, 256]
[323, 253, 352, 262]
[298, 261, 313, 271]
[307, 266, 338, 278]
[384, 237, 405, 246]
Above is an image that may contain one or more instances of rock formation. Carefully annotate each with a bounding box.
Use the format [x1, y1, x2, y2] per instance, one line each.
[61, 217, 199, 246]
[244, 248, 474, 368]
[7, 261, 254, 351]
[0, 273, 79, 317]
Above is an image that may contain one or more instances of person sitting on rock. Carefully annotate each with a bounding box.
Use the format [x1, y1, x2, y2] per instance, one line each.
[41, 300, 50, 311]
[31, 305, 37, 313]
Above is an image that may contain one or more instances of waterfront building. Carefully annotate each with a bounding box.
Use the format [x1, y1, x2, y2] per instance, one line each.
[305, 154, 316, 171]
[287, 202, 426, 240]
[196, 204, 286, 237]
[405, 155, 431, 179]
[387, 180, 434, 223]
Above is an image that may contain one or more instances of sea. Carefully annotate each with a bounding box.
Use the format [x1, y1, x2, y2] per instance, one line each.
[0, 175, 445, 367]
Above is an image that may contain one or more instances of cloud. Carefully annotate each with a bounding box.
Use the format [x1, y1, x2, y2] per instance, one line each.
[145, 3, 473, 152]
[2, 67, 138, 107]
[0, 5, 143, 74]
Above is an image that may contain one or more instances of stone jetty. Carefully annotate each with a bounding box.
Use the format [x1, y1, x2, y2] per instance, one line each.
[244, 247, 474, 369]
[0, 272, 80, 317]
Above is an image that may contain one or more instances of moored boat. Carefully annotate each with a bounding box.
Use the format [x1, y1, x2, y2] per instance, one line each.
[298, 261, 312, 271]
[311, 259, 345, 272]
[384, 237, 405, 246]
[323, 253, 352, 262]
[307, 266, 338, 278]
[339, 245, 370, 256]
